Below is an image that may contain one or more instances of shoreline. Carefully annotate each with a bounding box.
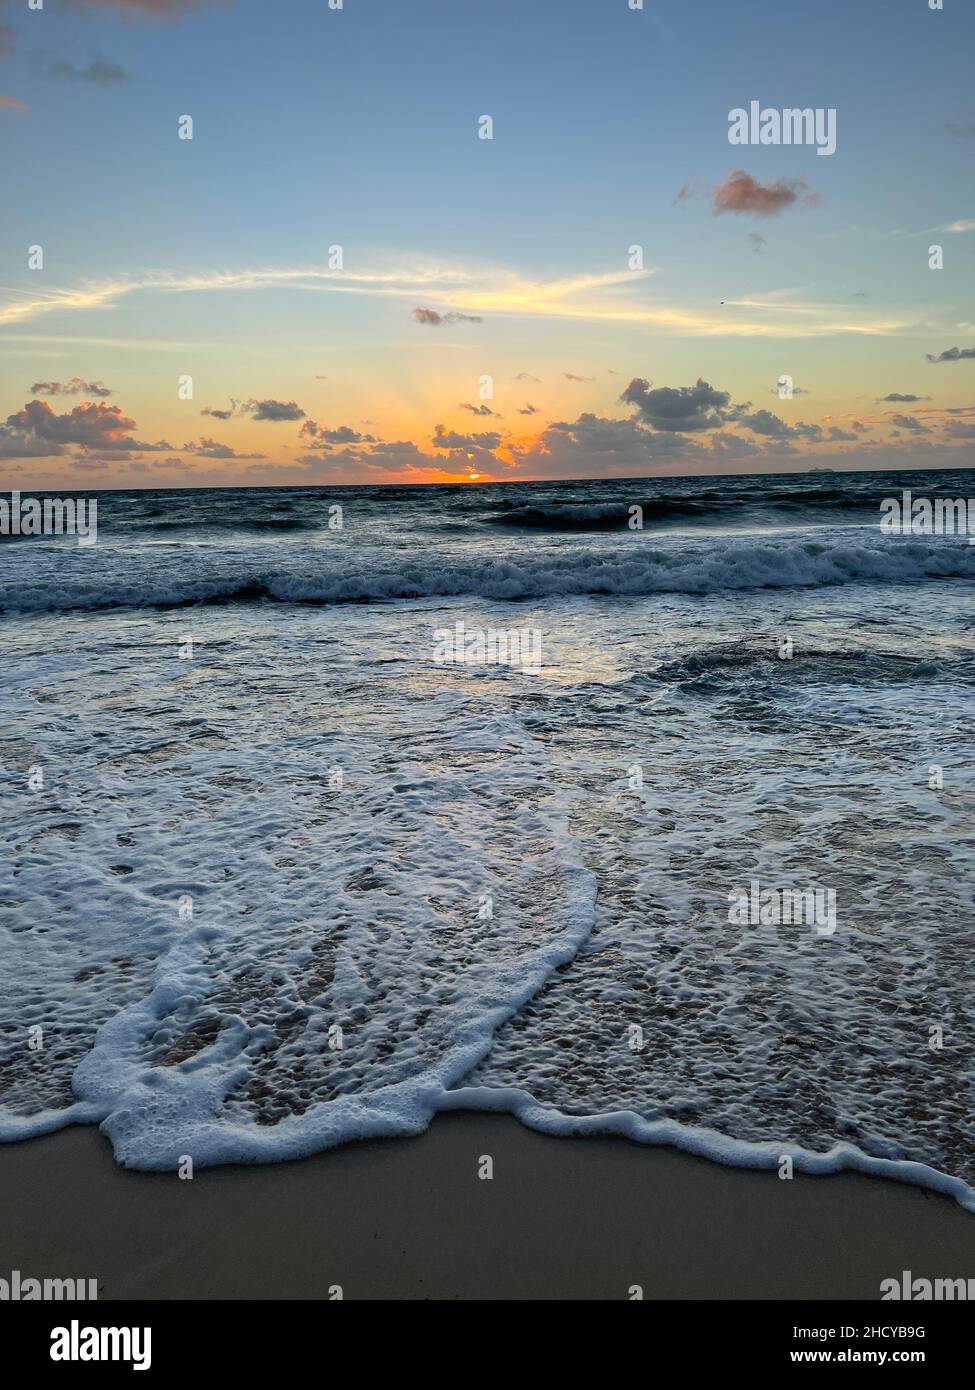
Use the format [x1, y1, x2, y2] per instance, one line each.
[2, 1112, 974, 1300]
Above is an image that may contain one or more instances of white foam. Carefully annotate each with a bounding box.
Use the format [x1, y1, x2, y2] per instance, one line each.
[1, 529, 973, 614]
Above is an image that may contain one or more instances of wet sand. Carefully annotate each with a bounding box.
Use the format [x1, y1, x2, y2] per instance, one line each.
[1, 1111, 973, 1300]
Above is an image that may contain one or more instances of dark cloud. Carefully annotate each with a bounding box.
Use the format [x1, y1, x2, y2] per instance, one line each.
[926, 346, 975, 363]
[245, 398, 305, 422]
[183, 438, 266, 459]
[3, 399, 137, 452]
[620, 377, 744, 432]
[827, 426, 857, 441]
[201, 403, 235, 420]
[411, 307, 483, 326]
[946, 122, 975, 138]
[459, 403, 499, 417]
[878, 392, 929, 402]
[1, 397, 174, 458]
[518, 403, 539, 415]
[563, 372, 594, 382]
[747, 232, 767, 252]
[740, 408, 822, 441]
[514, 372, 541, 383]
[889, 414, 930, 434]
[30, 378, 113, 397]
[713, 170, 819, 217]
[0, 435, 59, 460]
[291, 438, 457, 479]
[944, 420, 975, 439]
[432, 424, 502, 451]
[300, 420, 376, 448]
[49, 55, 129, 85]
[512, 413, 705, 478]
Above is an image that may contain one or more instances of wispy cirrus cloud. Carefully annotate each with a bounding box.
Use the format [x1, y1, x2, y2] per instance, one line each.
[0, 259, 916, 340]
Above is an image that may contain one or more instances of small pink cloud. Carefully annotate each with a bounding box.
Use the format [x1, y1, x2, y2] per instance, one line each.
[713, 169, 818, 217]
[0, 96, 28, 112]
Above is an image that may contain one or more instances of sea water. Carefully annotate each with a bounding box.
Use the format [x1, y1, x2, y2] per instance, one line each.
[1, 469, 973, 1207]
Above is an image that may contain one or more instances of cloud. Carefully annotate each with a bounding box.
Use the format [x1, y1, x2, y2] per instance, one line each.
[740, 408, 822, 441]
[0, 26, 14, 60]
[411, 306, 483, 325]
[518, 403, 539, 415]
[0, 95, 27, 111]
[944, 420, 975, 439]
[826, 426, 857, 441]
[0, 260, 907, 339]
[925, 346, 975, 363]
[4, 399, 135, 448]
[619, 377, 744, 432]
[183, 438, 265, 459]
[201, 403, 235, 420]
[1, 399, 136, 455]
[878, 392, 930, 402]
[514, 372, 541, 383]
[75, 1, 228, 15]
[889, 414, 930, 434]
[459, 402, 499, 417]
[512, 412, 706, 478]
[563, 372, 594, 382]
[0, 396, 179, 460]
[946, 122, 975, 138]
[748, 233, 767, 253]
[432, 424, 502, 450]
[49, 55, 129, 85]
[30, 378, 113, 397]
[300, 420, 376, 448]
[70, 458, 113, 472]
[244, 398, 305, 421]
[712, 170, 819, 217]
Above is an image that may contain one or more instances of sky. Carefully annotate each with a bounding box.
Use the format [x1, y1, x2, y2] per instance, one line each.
[1, 0, 974, 488]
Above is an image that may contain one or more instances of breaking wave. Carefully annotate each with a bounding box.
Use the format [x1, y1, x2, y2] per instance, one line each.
[3, 534, 974, 615]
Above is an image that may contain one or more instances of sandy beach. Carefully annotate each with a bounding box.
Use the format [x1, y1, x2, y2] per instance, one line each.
[2, 1112, 973, 1301]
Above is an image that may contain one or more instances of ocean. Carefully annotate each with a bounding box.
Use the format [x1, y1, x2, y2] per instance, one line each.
[1, 468, 973, 1207]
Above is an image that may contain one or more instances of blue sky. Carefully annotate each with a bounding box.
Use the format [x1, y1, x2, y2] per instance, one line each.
[1, 0, 974, 485]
